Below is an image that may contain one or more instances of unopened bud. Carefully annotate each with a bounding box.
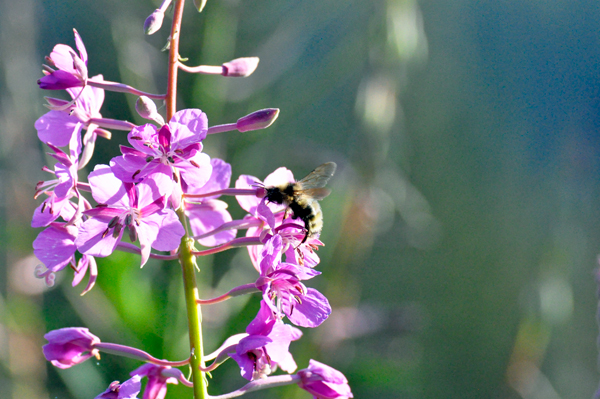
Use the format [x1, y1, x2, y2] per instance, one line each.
[193, 0, 208, 12]
[222, 57, 259, 77]
[136, 96, 165, 125]
[236, 108, 280, 132]
[144, 9, 165, 35]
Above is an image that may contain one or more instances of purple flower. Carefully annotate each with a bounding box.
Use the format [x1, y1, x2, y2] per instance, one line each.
[131, 364, 179, 399]
[42, 327, 100, 369]
[255, 235, 330, 328]
[95, 375, 142, 399]
[230, 301, 302, 380]
[32, 132, 82, 228]
[110, 109, 211, 194]
[35, 78, 104, 147]
[38, 29, 88, 90]
[184, 158, 236, 246]
[255, 199, 323, 268]
[75, 165, 184, 266]
[297, 360, 353, 399]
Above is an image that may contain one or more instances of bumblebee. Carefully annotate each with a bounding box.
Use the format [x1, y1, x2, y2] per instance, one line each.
[264, 162, 337, 242]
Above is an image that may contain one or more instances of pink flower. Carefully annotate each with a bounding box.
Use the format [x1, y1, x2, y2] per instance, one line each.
[75, 165, 184, 267]
[38, 29, 88, 90]
[42, 327, 100, 369]
[229, 301, 302, 380]
[110, 109, 210, 194]
[297, 360, 353, 399]
[254, 235, 330, 328]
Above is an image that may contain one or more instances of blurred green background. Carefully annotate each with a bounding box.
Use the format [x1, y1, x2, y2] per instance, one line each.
[1, 0, 599, 398]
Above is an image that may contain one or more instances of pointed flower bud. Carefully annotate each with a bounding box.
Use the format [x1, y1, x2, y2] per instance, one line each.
[136, 96, 165, 125]
[236, 108, 279, 132]
[297, 360, 353, 399]
[42, 327, 101, 369]
[193, 0, 208, 12]
[222, 57, 260, 77]
[144, 9, 165, 35]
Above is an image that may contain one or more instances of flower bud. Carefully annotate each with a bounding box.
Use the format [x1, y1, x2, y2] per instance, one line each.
[236, 108, 280, 132]
[297, 360, 353, 399]
[144, 9, 165, 35]
[42, 327, 101, 369]
[222, 57, 260, 77]
[136, 96, 165, 125]
[135, 96, 157, 118]
[193, 0, 208, 12]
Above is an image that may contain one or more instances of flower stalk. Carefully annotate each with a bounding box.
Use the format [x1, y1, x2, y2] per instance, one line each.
[166, 1, 208, 398]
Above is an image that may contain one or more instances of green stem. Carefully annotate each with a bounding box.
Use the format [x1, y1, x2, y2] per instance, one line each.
[167, 1, 208, 398]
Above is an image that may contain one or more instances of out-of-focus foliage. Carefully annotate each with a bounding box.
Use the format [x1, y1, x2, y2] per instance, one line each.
[1, 0, 600, 398]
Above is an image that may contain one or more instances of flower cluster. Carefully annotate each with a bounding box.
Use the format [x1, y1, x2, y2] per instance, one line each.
[33, 7, 351, 399]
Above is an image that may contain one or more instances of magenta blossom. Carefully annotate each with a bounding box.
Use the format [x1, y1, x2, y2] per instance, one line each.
[297, 360, 353, 399]
[75, 165, 184, 266]
[95, 375, 142, 399]
[255, 199, 323, 268]
[42, 327, 100, 369]
[255, 235, 330, 328]
[229, 300, 302, 380]
[38, 28, 88, 90]
[110, 108, 211, 194]
[131, 364, 180, 399]
[35, 77, 104, 147]
[32, 130, 82, 228]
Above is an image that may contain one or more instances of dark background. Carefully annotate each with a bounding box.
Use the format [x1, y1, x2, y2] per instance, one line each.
[1, 0, 599, 398]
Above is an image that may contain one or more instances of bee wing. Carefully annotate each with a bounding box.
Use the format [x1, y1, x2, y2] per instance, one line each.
[296, 188, 332, 201]
[296, 162, 337, 190]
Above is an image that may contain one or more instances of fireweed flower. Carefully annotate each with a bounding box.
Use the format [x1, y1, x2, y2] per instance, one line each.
[131, 364, 180, 399]
[183, 158, 237, 246]
[297, 360, 353, 399]
[229, 300, 302, 380]
[255, 234, 331, 328]
[110, 108, 211, 194]
[255, 199, 323, 268]
[38, 28, 89, 91]
[75, 165, 184, 266]
[42, 327, 100, 369]
[35, 76, 105, 147]
[32, 130, 83, 228]
[95, 375, 142, 399]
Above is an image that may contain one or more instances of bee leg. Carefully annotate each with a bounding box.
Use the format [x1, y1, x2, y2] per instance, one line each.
[301, 230, 309, 244]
